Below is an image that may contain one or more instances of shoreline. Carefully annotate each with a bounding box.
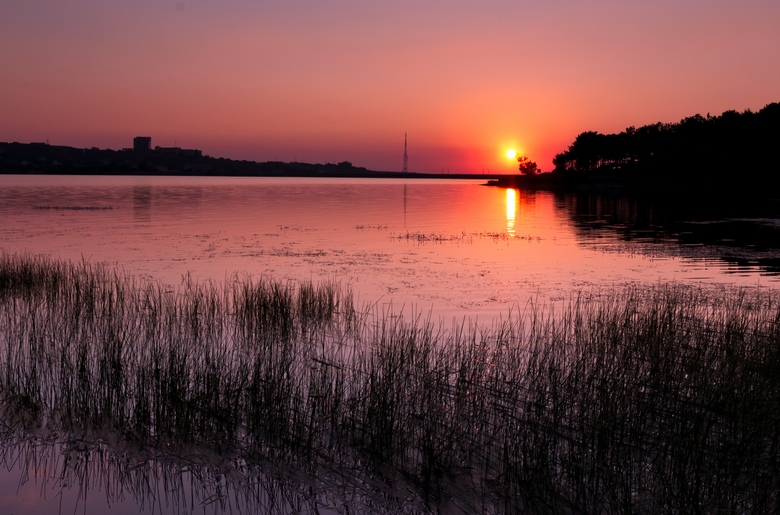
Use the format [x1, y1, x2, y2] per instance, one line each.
[0, 169, 506, 180]
[0, 141, 506, 180]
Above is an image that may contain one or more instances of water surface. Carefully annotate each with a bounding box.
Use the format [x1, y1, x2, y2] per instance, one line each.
[1, 175, 779, 322]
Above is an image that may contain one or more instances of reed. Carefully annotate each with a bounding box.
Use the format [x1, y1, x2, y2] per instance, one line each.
[1, 252, 779, 513]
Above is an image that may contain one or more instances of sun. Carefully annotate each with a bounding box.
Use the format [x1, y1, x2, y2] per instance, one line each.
[505, 149, 517, 160]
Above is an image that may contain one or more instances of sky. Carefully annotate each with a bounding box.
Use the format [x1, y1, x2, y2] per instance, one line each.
[2, 0, 779, 174]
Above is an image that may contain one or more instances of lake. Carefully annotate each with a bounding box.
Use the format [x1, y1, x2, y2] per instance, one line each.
[2, 175, 778, 321]
[1, 175, 780, 514]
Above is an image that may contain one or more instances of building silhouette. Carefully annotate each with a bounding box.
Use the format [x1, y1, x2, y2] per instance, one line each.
[132, 137, 201, 158]
[133, 137, 151, 152]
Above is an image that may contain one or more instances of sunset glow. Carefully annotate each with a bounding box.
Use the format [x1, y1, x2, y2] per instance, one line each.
[2, 2, 778, 173]
[506, 188, 516, 236]
[506, 149, 518, 160]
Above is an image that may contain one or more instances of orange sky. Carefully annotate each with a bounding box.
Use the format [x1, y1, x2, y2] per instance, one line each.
[2, 1, 779, 173]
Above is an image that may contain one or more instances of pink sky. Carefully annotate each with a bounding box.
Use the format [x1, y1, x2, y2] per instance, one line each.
[2, 0, 779, 173]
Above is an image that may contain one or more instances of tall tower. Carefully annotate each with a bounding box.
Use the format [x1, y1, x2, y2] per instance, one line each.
[403, 132, 409, 173]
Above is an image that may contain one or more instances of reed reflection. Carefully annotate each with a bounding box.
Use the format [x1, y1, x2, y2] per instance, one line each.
[506, 188, 516, 236]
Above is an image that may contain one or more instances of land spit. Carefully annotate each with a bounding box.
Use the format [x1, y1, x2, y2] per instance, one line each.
[1, 253, 779, 513]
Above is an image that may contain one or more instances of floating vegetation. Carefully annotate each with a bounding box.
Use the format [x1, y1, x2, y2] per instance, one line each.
[391, 231, 543, 245]
[1, 253, 780, 513]
[391, 231, 465, 244]
[263, 246, 330, 258]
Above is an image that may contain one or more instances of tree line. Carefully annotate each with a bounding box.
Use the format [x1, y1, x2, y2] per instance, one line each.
[548, 103, 780, 188]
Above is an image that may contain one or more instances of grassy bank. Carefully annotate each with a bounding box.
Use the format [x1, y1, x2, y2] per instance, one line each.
[1, 253, 780, 513]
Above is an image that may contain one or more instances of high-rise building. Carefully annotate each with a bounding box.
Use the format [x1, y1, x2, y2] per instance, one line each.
[133, 137, 151, 152]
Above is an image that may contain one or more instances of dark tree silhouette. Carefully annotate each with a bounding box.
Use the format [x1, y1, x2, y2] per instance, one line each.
[550, 103, 780, 189]
[517, 155, 539, 175]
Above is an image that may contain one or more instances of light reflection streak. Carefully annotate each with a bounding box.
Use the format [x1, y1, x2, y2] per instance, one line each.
[506, 188, 516, 236]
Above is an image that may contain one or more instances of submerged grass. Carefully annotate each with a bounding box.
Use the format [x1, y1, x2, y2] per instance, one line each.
[1, 252, 780, 513]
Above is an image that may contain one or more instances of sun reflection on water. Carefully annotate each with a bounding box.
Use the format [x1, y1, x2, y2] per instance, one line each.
[506, 188, 516, 236]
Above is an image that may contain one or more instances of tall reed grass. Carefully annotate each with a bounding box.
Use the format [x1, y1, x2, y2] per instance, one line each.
[1, 253, 780, 513]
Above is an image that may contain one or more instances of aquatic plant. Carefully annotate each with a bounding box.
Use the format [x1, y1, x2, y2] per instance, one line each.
[1, 253, 780, 513]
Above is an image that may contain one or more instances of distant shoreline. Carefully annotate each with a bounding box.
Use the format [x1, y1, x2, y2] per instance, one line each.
[1, 169, 505, 181]
[0, 141, 504, 181]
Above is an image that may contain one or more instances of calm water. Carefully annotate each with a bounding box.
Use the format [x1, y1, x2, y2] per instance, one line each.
[1, 175, 780, 514]
[2, 175, 778, 322]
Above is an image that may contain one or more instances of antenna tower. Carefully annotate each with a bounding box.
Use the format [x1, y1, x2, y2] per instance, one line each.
[403, 132, 408, 173]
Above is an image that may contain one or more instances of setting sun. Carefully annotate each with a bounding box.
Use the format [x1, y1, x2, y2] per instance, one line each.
[506, 149, 517, 160]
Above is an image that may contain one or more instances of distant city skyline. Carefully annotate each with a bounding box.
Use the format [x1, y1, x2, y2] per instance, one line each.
[2, 1, 779, 173]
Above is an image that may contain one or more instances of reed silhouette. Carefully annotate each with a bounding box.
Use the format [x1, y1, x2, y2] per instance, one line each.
[1, 253, 780, 513]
